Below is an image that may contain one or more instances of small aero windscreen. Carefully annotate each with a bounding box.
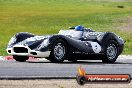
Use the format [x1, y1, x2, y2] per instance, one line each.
[58, 30, 83, 39]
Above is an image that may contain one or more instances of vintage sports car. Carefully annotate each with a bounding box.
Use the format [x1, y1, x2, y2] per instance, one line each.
[6, 26, 124, 63]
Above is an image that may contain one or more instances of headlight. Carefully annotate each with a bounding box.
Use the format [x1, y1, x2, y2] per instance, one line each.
[8, 36, 16, 46]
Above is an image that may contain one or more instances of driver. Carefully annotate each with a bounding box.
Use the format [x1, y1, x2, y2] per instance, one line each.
[74, 25, 84, 31]
[74, 25, 94, 32]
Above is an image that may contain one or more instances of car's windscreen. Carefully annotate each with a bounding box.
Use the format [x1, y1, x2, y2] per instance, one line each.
[58, 30, 83, 39]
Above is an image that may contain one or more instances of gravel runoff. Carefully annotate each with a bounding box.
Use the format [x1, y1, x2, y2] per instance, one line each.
[0, 79, 131, 88]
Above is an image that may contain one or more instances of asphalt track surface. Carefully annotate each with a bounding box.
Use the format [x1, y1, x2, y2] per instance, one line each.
[0, 55, 132, 79]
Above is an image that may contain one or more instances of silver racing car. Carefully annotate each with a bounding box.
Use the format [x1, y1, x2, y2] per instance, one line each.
[6, 26, 124, 63]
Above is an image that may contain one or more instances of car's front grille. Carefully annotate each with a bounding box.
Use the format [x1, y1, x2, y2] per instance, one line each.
[14, 47, 28, 53]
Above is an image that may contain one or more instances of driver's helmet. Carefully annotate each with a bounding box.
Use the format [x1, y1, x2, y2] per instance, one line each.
[75, 25, 84, 31]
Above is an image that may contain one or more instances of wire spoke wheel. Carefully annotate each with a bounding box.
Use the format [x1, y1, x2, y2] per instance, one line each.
[102, 40, 118, 63]
[54, 43, 65, 60]
[106, 43, 117, 61]
[50, 39, 67, 63]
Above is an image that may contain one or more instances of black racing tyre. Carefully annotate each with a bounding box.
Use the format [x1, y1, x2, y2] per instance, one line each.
[102, 40, 118, 63]
[76, 76, 86, 85]
[49, 39, 68, 63]
[13, 55, 29, 62]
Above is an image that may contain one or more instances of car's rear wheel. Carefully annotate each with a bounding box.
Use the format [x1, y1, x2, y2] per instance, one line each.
[49, 39, 68, 63]
[102, 40, 118, 63]
[13, 55, 29, 62]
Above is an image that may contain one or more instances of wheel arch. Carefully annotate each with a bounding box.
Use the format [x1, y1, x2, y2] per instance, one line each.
[49, 35, 70, 49]
[101, 33, 120, 45]
[100, 32, 120, 53]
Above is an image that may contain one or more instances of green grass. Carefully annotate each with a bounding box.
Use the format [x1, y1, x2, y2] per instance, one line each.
[0, 0, 132, 55]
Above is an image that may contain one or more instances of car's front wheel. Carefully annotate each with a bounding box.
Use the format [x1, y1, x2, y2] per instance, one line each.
[102, 40, 118, 63]
[13, 55, 29, 62]
[49, 39, 68, 63]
